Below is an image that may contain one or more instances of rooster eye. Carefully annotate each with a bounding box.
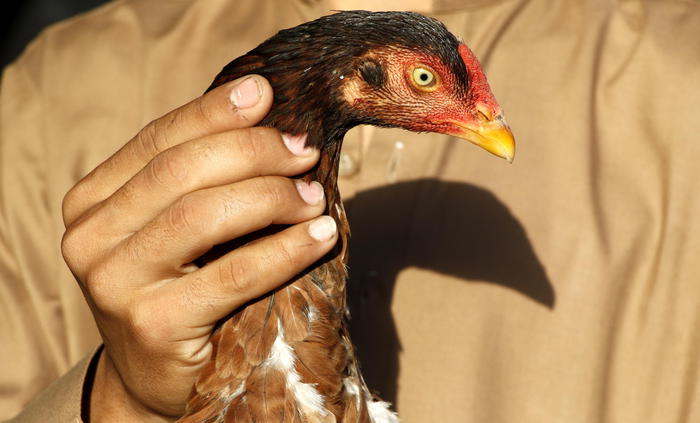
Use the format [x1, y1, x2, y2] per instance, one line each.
[410, 66, 438, 91]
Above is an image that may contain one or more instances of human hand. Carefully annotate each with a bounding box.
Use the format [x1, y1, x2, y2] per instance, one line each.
[60, 75, 338, 422]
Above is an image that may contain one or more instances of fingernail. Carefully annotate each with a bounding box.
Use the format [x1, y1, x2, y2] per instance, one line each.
[308, 216, 337, 242]
[230, 77, 261, 109]
[282, 133, 312, 156]
[296, 180, 324, 205]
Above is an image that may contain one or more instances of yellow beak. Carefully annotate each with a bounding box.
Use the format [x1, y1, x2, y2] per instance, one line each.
[450, 114, 515, 163]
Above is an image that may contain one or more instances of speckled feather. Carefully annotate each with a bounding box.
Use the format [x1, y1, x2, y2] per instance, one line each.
[177, 11, 471, 423]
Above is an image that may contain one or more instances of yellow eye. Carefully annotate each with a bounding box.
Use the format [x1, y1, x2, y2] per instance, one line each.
[410, 66, 439, 91]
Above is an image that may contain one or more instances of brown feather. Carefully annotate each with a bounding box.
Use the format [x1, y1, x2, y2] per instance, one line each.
[245, 366, 288, 421]
[224, 397, 252, 423]
[237, 300, 278, 366]
[275, 286, 311, 342]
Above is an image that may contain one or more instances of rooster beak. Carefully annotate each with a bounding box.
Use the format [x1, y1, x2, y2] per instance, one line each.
[450, 112, 515, 163]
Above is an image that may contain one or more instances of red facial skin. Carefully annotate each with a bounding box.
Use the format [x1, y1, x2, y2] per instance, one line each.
[349, 44, 504, 137]
[457, 43, 503, 118]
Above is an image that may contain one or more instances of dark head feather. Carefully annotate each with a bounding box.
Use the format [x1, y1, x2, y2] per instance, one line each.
[208, 11, 467, 150]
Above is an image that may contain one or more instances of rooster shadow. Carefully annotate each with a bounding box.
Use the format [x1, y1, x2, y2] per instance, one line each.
[343, 178, 553, 405]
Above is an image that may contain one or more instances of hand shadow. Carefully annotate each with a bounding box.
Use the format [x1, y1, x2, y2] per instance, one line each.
[343, 178, 553, 406]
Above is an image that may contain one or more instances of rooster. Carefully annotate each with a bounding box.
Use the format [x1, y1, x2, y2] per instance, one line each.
[178, 10, 514, 423]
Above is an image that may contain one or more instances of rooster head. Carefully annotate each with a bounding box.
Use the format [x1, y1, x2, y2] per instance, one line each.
[210, 11, 514, 162]
[341, 38, 514, 162]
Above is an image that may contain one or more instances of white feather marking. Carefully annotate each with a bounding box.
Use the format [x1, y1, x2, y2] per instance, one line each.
[231, 382, 245, 399]
[334, 203, 343, 219]
[367, 400, 400, 423]
[221, 382, 245, 402]
[307, 305, 318, 322]
[216, 382, 246, 420]
[267, 321, 329, 417]
[343, 377, 361, 407]
[343, 378, 359, 396]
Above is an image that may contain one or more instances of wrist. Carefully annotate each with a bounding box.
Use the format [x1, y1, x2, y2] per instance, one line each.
[89, 350, 176, 423]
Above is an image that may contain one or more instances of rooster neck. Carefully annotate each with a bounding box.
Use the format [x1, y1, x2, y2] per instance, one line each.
[303, 137, 343, 209]
[304, 136, 351, 276]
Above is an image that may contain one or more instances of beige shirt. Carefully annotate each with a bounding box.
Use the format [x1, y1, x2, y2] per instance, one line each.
[2, 0, 700, 421]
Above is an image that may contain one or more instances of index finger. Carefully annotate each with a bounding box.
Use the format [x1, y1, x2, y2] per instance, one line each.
[63, 75, 273, 226]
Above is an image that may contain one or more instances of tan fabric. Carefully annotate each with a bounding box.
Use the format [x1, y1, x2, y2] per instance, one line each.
[2, 0, 700, 421]
[5, 351, 97, 423]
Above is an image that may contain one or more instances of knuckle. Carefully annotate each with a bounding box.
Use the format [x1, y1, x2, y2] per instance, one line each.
[217, 196, 243, 224]
[234, 128, 261, 163]
[60, 227, 83, 271]
[193, 95, 216, 128]
[61, 218, 97, 275]
[123, 228, 162, 263]
[266, 238, 295, 268]
[216, 258, 254, 296]
[182, 276, 219, 312]
[137, 119, 170, 158]
[62, 179, 99, 227]
[125, 301, 169, 346]
[83, 259, 119, 310]
[148, 148, 189, 187]
[190, 140, 218, 166]
[254, 176, 287, 208]
[166, 193, 204, 236]
[61, 186, 82, 225]
[110, 178, 137, 210]
[233, 127, 276, 166]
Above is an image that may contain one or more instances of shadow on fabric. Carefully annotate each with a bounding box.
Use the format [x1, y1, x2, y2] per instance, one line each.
[343, 178, 553, 405]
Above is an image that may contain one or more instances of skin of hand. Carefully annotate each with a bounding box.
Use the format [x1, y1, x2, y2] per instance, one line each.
[60, 75, 338, 422]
